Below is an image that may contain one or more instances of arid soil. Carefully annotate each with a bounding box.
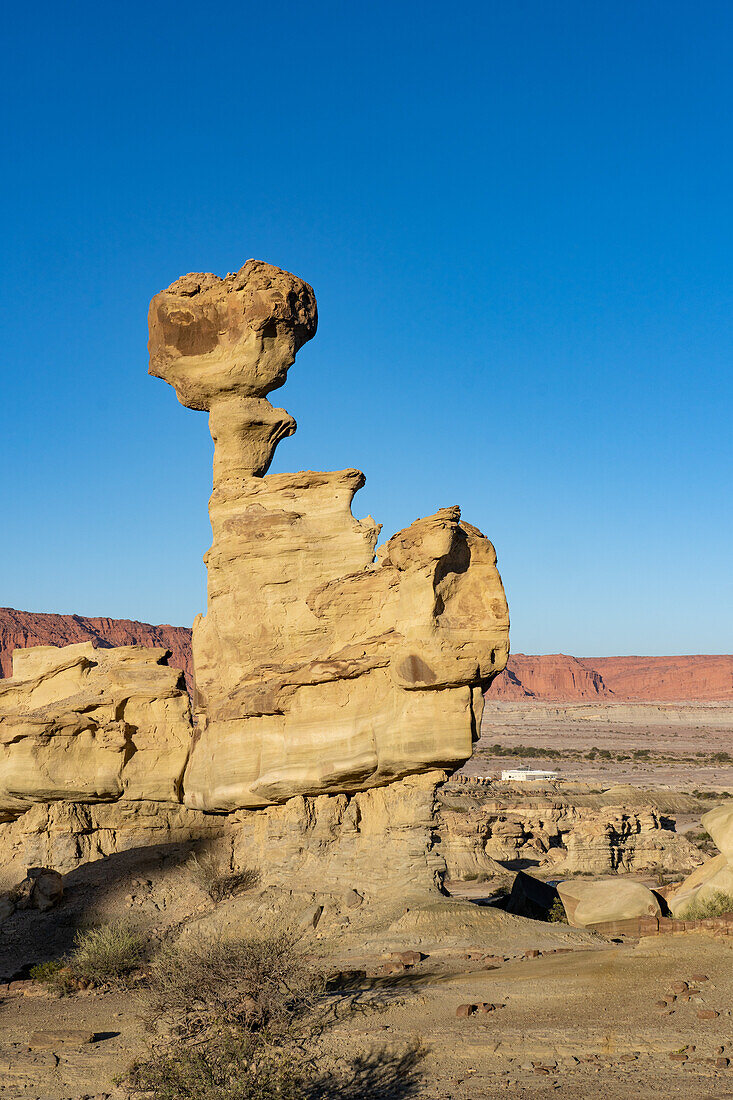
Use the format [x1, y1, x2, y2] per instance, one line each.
[2, 867, 732, 1100]
[476, 701, 733, 794]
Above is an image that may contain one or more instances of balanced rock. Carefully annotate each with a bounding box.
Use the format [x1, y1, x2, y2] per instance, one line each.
[149, 260, 509, 811]
[556, 877, 661, 928]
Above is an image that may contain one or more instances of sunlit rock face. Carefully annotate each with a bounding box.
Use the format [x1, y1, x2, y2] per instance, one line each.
[0, 644, 191, 818]
[149, 259, 510, 811]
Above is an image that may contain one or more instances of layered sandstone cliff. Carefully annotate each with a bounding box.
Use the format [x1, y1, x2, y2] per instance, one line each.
[489, 652, 733, 702]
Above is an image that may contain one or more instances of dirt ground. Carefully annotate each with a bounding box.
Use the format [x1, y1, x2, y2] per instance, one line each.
[1, 909, 732, 1100]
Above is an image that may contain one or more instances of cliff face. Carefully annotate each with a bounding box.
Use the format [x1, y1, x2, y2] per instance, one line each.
[580, 655, 733, 702]
[489, 654, 611, 700]
[489, 653, 733, 702]
[0, 608, 193, 686]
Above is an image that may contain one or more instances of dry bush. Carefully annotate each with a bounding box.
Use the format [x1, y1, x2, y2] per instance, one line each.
[68, 920, 146, 985]
[682, 890, 733, 920]
[126, 1031, 308, 1100]
[186, 852, 260, 902]
[144, 925, 324, 1040]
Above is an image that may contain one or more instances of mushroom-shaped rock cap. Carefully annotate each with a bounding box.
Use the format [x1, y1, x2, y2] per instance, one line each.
[148, 259, 318, 411]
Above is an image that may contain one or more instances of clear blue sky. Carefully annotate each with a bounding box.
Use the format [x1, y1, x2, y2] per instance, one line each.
[1, 2, 731, 656]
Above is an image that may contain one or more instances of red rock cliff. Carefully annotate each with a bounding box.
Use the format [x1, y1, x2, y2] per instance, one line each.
[489, 652, 733, 702]
[0, 608, 193, 686]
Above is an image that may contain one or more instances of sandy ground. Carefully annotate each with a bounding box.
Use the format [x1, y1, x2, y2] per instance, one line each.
[1, 916, 732, 1099]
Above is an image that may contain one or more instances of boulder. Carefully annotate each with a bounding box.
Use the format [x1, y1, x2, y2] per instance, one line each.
[701, 804, 733, 860]
[557, 877, 661, 928]
[13, 867, 63, 912]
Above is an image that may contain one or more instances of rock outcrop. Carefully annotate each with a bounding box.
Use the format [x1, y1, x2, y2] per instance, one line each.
[0, 608, 193, 686]
[668, 804, 733, 916]
[0, 259, 509, 901]
[0, 643, 191, 819]
[148, 260, 509, 811]
[439, 785, 703, 879]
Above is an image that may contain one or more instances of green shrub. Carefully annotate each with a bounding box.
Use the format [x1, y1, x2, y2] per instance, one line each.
[682, 890, 733, 920]
[546, 898, 568, 923]
[69, 920, 146, 985]
[30, 959, 65, 982]
[186, 853, 260, 903]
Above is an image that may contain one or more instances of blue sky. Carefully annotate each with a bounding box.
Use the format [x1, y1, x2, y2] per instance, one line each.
[1, 2, 731, 655]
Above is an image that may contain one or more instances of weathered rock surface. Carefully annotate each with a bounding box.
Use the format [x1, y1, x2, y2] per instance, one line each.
[0, 607, 193, 687]
[0, 643, 191, 820]
[557, 877, 661, 928]
[149, 260, 509, 810]
[668, 803, 733, 916]
[439, 785, 703, 879]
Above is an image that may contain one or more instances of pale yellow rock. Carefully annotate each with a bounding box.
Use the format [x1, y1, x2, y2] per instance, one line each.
[0, 645, 191, 816]
[557, 877, 661, 928]
[701, 803, 733, 860]
[149, 260, 509, 811]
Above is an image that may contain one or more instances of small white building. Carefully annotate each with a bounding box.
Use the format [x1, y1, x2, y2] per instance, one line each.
[501, 767, 558, 782]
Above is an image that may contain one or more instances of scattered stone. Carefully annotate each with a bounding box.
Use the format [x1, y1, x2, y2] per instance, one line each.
[671, 981, 689, 994]
[28, 1029, 94, 1049]
[697, 1009, 720, 1020]
[524, 949, 540, 958]
[716, 1057, 730, 1068]
[391, 950, 423, 967]
[691, 973, 709, 982]
[456, 1004, 475, 1018]
[669, 1052, 688, 1062]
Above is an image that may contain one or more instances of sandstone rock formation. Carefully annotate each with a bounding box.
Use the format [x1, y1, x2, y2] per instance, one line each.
[0, 643, 191, 819]
[439, 785, 703, 879]
[668, 803, 733, 916]
[0, 608, 192, 686]
[148, 260, 509, 811]
[557, 877, 661, 928]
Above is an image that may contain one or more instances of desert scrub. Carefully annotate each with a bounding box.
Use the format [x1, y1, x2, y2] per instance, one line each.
[186, 852, 260, 902]
[68, 920, 146, 985]
[125, 1030, 308, 1100]
[682, 890, 733, 920]
[546, 898, 568, 923]
[144, 926, 324, 1040]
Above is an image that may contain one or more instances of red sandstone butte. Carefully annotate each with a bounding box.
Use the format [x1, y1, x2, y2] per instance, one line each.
[0, 607, 193, 687]
[489, 652, 733, 703]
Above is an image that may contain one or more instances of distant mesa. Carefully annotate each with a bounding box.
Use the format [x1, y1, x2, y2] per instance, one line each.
[489, 652, 733, 703]
[1, 612, 730, 703]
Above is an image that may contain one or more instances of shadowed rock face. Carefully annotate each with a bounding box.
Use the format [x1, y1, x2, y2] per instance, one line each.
[149, 259, 510, 811]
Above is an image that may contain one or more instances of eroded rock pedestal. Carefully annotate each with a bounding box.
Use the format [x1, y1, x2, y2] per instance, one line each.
[0, 259, 508, 903]
[148, 259, 509, 812]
